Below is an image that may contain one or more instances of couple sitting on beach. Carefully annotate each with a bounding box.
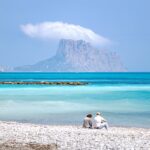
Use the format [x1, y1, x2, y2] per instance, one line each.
[83, 112, 108, 130]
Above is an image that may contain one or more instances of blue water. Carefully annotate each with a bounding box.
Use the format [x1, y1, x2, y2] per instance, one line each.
[0, 72, 150, 128]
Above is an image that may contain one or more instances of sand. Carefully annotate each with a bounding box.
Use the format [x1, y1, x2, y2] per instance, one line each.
[0, 121, 149, 150]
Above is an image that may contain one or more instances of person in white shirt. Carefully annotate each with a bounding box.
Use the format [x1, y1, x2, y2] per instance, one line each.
[93, 112, 108, 130]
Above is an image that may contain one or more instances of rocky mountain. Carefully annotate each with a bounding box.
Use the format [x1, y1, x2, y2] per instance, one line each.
[14, 39, 126, 72]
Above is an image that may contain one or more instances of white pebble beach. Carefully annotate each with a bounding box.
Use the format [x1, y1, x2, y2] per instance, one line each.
[0, 121, 150, 150]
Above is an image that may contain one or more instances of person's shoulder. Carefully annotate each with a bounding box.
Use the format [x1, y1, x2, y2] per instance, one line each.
[84, 117, 89, 120]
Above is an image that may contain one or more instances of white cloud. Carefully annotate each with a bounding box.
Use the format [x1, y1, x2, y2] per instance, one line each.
[21, 21, 110, 46]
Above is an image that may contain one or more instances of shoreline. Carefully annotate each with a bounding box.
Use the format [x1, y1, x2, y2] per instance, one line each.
[2, 120, 150, 129]
[0, 121, 149, 150]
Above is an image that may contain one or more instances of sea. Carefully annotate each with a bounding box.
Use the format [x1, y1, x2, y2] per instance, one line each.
[0, 72, 150, 128]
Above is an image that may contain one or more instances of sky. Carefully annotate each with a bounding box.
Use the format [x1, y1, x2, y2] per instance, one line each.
[0, 0, 150, 71]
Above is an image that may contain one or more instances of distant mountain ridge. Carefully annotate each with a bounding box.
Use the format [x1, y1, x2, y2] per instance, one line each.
[0, 65, 13, 72]
[14, 39, 126, 72]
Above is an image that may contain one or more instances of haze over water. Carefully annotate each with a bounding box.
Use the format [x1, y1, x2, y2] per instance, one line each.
[0, 72, 150, 128]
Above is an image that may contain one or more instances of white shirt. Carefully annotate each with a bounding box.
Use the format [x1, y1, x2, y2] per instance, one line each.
[94, 115, 106, 127]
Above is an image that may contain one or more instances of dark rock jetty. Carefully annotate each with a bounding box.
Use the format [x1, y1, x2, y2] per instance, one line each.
[0, 81, 88, 86]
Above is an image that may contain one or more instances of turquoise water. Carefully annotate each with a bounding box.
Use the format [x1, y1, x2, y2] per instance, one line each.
[0, 72, 150, 128]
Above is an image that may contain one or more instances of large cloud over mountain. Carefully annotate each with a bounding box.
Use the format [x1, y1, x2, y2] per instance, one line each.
[21, 22, 110, 46]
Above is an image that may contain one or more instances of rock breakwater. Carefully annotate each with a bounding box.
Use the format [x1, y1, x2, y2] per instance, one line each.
[0, 81, 88, 86]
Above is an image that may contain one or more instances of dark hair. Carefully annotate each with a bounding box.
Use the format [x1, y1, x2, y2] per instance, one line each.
[87, 114, 92, 118]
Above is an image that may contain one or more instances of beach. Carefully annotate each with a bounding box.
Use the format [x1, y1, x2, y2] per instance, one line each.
[0, 121, 149, 150]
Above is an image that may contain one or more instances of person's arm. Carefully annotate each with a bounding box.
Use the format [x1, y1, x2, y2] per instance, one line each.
[93, 118, 97, 128]
[83, 120, 86, 128]
[89, 119, 93, 128]
[101, 116, 107, 122]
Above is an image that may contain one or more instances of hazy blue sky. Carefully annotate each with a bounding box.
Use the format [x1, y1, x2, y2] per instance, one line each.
[0, 0, 150, 71]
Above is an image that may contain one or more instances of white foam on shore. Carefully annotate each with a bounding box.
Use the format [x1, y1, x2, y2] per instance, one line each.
[0, 121, 149, 149]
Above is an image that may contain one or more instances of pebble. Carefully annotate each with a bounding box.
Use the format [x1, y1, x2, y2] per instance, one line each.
[0, 121, 149, 150]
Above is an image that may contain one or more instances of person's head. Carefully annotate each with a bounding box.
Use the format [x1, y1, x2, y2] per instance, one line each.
[86, 114, 92, 118]
[96, 112, 101, 116]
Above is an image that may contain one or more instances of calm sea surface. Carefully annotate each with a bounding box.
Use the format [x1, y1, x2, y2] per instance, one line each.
[0, 72, 150, 128]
